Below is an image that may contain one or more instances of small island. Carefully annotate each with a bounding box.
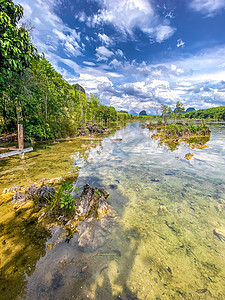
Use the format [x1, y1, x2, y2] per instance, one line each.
[142, 102, 211, 152]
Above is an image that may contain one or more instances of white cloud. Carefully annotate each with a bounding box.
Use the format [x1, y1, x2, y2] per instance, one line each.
[85, 0, 176, 43]
[96, 46, 114, 61]
[98, 33, 112, 45]
[116, 49, 124, 57]
[155, 26, 176, 43]
[74, 74, 112, 94]
[21, 3, 32, 18]
[177, 39, 185, 48]
[189, 0, 225, 16]
[83, 61, 96, 66]
[14, 0, 225, 114]
[14, 0, 83, 58]
[64, 41, 82, 57]
[34, 17, 41, 24]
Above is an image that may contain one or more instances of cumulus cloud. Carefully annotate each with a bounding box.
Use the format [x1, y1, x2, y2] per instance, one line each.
[14, 0, 225, 114]
[14, 0, 84, 58]
[81, 0, 176, 43]
[96, 46, 114, 61]
[74, 74, 112, 94]
[189, 0, 225, 16]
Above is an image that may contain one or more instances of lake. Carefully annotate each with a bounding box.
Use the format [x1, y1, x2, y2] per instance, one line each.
[0, 122, 225, 299]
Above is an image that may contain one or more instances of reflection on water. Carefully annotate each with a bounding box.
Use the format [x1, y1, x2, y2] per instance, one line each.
[1, 122, 225, 299]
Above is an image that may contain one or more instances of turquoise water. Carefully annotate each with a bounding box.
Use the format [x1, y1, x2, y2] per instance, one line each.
[1, 122, 225, 299]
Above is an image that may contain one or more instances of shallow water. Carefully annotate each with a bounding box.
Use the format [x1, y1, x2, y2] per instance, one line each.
[1, 122, 225, 299]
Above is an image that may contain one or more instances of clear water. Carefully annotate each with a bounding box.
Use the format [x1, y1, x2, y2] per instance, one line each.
[1, 122, 225, 299]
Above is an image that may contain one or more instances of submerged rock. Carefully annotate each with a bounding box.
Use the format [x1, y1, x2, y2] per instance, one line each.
[76, 184, 109, 217]
[213, 228, 225, 242]
[184, 153, 194, 160]
[158, 205, 168, 216]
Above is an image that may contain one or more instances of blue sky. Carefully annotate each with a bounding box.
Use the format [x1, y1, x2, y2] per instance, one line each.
[15, 0, 225, 114]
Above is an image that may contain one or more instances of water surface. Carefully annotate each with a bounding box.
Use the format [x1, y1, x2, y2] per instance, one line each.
[1, 122, 225, 299]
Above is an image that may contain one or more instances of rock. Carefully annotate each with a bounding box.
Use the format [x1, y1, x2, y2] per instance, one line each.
[37, 185, 56, 203]
[3, 185, 22, 194]
[109, 184, 117, 190]
[213, 228, 225, 241]
[215, 203, 225, 212]
[182, 128, 190, 136]
[158, 206, 168, 216]
[79, 127, 89, 136]
[27, 184, 39, 199]
[151, 178, 159, 182]
[79, 122, 106, 136]
[12, 192, 26, 204]
[76, 184, 109, 217]
[77, 211, 117, 252]
[184, 153, 194, 160]
[86, 123, 105, 134]
[176, 131, 182, 137]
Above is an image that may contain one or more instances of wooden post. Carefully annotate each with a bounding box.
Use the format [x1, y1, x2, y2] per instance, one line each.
[18, 123, 24, 159]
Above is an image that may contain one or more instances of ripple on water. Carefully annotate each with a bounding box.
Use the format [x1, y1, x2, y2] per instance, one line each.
[1, 122, 225, 299]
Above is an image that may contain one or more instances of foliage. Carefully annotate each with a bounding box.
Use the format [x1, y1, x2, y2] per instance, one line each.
[48, 182, 78, 216]
[174, 101, 185, 114]
[184, 106, 225, 121]
[0, 0, 36, 80]
[160, 104, 169, 122]
[0, 1, 137, 139]
[94, 189, 101, 196]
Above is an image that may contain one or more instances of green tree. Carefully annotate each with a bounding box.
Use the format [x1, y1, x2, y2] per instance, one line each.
[0, 0, 36, 80]
[174, 101, 185, 114]
[160, 104, 169, 123]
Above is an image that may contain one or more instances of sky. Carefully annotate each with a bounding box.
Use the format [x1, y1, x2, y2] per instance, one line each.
[14, 0, 225, 114]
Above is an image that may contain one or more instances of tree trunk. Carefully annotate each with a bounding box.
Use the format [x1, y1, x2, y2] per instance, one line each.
[45, 94, 47, 121]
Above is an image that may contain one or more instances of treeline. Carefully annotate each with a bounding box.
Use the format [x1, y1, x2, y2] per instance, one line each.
[183, 106, 225, 121]
[159, 102, 225, 122]
[0, 0, 134, 140]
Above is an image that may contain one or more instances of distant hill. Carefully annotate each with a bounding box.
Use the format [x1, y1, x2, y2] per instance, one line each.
[184, 106, 225, 120]
[119, 110, 128, 113]
[139, 110, 147, 116]
[186, 107, 195, 113]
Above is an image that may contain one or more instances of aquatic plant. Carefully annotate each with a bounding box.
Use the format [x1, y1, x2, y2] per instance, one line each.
[49, 182, 78, 216]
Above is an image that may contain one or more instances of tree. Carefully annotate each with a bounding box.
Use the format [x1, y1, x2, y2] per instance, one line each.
[160, 104, 169, 123]
[174, 101, 185, 114]
[0, 0, 37, 81]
